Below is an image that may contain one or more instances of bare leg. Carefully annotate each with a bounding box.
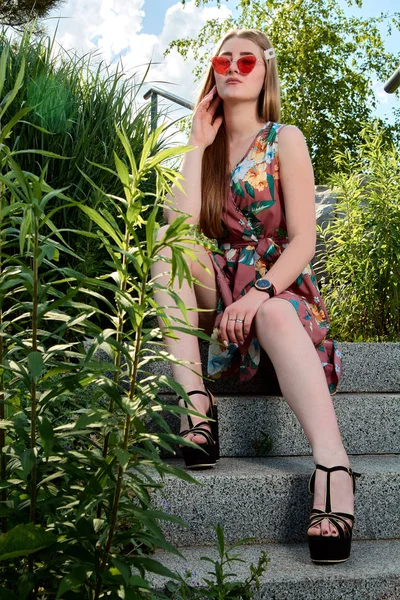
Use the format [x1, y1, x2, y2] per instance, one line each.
[254, 298, 353, 537]
[150, 225, 218, 444]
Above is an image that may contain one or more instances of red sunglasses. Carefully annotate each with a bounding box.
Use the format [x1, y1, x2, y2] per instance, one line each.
[210, 55, 264, 75]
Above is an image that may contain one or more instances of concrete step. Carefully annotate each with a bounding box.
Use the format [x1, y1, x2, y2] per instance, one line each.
[144, 341, 400, 395]
[154, 455, 400, 546]
[150, 539, 400, 600]
[158, 393, 400, 457]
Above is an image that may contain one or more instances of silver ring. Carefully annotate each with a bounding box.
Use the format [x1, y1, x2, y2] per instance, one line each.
[236, 319, 244, 323]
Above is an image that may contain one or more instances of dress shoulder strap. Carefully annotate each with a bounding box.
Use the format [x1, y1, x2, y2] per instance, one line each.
[265, 122, 288, 144]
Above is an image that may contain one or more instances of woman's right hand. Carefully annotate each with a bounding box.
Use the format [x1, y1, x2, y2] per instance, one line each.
[189, 86, 223, 149]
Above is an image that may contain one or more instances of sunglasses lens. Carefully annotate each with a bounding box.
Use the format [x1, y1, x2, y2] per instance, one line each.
[237, 56, 257, 73]
[211, 57, 231, 74]
[211, 55, 258, 75]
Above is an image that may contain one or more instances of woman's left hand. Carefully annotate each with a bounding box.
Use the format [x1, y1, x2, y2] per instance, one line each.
[219, 289, 268, 347]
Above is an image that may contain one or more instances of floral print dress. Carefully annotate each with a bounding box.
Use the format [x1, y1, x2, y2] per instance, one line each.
[207, 122, 342, 396]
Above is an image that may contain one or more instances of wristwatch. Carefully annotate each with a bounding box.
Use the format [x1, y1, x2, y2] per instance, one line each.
[254, 278, 276, 298]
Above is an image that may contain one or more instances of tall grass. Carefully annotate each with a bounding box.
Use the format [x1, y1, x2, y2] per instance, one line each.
[0, 23, 177, 276]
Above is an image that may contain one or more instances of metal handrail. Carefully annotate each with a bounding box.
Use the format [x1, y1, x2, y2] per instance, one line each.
[143, 86, 194, 130]
[384, 65, 400, 94]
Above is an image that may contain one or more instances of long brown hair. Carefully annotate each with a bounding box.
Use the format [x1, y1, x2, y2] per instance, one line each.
[197, 29, 281, 239]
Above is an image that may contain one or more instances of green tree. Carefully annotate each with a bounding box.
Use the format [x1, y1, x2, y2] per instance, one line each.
[169, 0, 400, 183]
[0, 1, 63, 34]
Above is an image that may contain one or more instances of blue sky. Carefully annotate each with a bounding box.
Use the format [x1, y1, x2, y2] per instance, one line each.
[142, 0, 397, 48]
[44, 0, 399, 132]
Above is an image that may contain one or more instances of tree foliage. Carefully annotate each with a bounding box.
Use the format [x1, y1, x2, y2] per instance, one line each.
[170, 0, 400, 183]
[0, 0, 63, 34]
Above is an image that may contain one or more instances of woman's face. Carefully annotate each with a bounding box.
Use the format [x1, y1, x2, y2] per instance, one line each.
[213, 37, 266, 105]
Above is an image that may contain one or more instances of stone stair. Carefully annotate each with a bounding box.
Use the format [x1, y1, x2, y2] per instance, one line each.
[149, 342, 400, 599]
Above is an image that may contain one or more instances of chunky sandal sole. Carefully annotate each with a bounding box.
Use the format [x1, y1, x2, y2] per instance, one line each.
[181, 444, 218, 469]
[308, 535, 352, 563]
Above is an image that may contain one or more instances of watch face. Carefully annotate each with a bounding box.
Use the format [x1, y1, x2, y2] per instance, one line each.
[256, 279, 272, 290]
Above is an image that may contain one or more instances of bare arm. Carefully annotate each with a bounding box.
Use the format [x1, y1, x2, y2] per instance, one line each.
[163, 86, 223, 224]
[163, 139, 205, 224]
[252, 124, 316, 296]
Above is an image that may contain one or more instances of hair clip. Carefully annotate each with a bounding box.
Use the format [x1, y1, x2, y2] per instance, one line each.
[264, 48, 276, 60]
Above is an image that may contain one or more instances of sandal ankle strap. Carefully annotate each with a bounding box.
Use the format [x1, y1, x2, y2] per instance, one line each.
[177, 389, 209, 400]
[178, 387, 215, 431]
[309, 464, 362, 502]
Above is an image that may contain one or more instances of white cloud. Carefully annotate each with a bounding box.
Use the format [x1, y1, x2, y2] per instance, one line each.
[47, 0, 149, 62]
[121, 1, 232, 105]
[372, 80, 390, 105]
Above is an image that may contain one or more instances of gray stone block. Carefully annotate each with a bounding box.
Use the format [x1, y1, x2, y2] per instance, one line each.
[144, 341, 400, 395]
[155, 393, 400, 458]
[338, 343, 400, 393]
[152, 455, 400, 546]
[84, 339, 400, 395]
[215, 393, 400, 457]
[150, 540, 400, 600]
[315, 186, 338, 230]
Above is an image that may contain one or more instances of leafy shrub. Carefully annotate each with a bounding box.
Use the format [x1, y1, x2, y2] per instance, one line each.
[315, 121, 400, 342]
[0, 33, 270, 599]
[0, 42, 212, 598]
[163, 524, 270, 600]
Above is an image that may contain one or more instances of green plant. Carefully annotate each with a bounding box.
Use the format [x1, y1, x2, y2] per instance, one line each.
[163, 524, 270, 600]
[0, 24, 174, 278]
[252, 432, 273, 456]
[0, 43, 221, 598]
[315, 120, 400, 342]
[0, 33, 271, 598]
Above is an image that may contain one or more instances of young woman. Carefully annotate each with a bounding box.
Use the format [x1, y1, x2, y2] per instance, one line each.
[151, 28, 360, 564]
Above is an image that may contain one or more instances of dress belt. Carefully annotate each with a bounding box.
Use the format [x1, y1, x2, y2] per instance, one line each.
[220, 240, 258, 250]
[219, 236, 289, 251]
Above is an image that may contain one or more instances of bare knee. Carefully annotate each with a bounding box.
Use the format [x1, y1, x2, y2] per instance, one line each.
[254, 298, 298, 337]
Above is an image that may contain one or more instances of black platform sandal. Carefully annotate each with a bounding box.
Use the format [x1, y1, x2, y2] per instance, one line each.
[178, 388, 219, 469]
[307, 464, 362, 564]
